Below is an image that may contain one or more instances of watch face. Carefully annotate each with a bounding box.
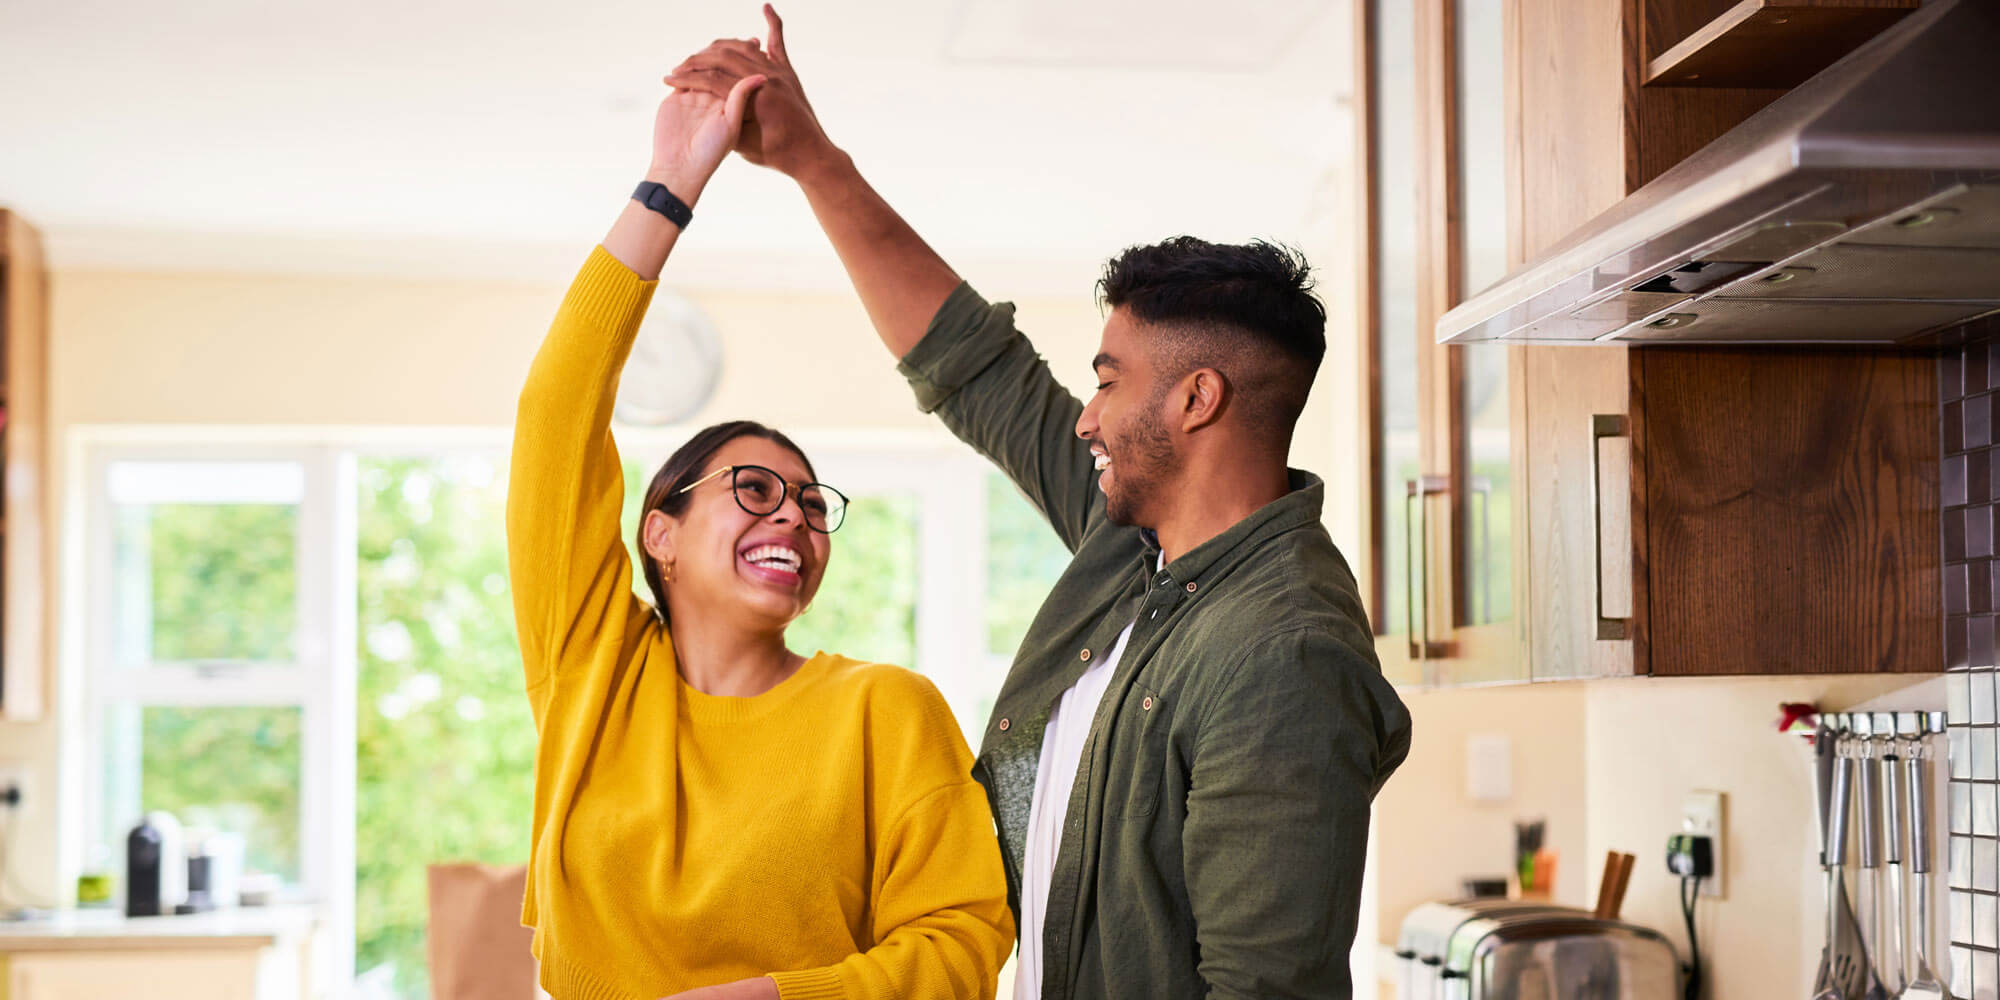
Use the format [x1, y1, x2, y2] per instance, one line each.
[614, 289, 723, 427]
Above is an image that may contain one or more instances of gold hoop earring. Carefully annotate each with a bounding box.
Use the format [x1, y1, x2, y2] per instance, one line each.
[662, 560, 676, 584]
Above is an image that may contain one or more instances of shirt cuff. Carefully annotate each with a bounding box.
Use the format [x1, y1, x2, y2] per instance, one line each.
[895, 281, 1022, 414]
[767, 967, 846, 1000]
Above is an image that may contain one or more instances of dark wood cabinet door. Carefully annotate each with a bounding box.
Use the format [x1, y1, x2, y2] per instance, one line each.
[1633, 347, 1940, 675]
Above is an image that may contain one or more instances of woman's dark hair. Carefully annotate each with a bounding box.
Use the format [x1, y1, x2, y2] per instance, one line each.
[636, 420, 817, 621]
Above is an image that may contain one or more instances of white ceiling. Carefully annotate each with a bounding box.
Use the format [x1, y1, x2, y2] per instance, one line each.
[0, 0, 1355, 292]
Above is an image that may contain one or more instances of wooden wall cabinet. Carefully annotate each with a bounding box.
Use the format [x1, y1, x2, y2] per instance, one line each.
[1359, 0, 1941, 682]
[0, 210, 49, 717]
[1514, 0, 1940, 678]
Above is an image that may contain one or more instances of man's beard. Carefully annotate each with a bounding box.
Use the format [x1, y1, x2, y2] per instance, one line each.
[1103, 406, 1176, 527]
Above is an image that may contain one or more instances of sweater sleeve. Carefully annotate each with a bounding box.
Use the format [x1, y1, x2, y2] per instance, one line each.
[766, 781, 1016, 1000]
[507, 246, 657, 704]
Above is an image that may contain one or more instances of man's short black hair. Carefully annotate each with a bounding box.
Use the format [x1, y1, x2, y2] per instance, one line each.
[1097, 236, 1327, 439]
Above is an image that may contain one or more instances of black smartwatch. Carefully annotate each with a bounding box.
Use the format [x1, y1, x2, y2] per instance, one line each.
[632, 181, 694, 229]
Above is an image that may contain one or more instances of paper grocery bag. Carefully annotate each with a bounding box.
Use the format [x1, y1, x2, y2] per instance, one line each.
[426, 863, 540, 1000]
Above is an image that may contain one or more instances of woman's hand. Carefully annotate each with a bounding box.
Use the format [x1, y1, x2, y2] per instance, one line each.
[645, 67, 766, 205]
[599, 61, 763, 279]
[660, 976, 781, 1000]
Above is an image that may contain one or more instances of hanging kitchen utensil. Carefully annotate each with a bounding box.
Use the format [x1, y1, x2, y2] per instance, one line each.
[1879, 740, 1907, 994]
[1815, 745, 1865, 1000]
[1818, 722, 1838, 867]
[1899, 733, 1946, 1000]
[1855, 736, 1891, 1000]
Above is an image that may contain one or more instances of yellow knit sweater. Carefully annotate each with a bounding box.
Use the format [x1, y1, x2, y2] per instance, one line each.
[507, 247, 1014, 1000]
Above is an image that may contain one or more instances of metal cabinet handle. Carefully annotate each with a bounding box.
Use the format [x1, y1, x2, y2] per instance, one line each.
[1404, 476, 1452, 662]
[1404, 479, 1425, 662]
[1468, 476, 1493, 626]
[1590, 414, 1632, 641]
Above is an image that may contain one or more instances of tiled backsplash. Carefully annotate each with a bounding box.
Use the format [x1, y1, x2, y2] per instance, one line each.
[1943, 334, 2000, 998]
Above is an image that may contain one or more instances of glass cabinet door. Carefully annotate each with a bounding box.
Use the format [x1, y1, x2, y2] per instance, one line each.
[1361, 0, 1524, 686]
[1440, 0, 1524, 681]
[1363, 0, 1431, 685]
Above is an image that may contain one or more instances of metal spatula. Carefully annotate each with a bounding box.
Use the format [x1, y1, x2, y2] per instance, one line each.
[1816, 750, 1868, 1000]
[1899, 738, 1946, 1000]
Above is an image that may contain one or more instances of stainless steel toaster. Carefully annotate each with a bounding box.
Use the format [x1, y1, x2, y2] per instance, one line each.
[1395, 900, 1682, 1000]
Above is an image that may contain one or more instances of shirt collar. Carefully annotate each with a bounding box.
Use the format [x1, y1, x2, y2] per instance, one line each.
[1139, 470, 1326, 585]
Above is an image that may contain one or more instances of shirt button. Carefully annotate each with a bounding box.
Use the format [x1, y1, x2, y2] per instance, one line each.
[1142, 696, 1154, 711]
[999, 718, 1011, 731]
[1080, 649, 1092, 662]
[1185, 581, 1199, 593]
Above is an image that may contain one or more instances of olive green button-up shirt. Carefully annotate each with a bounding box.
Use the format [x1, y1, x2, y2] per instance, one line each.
[897, 283, 1413, 1000]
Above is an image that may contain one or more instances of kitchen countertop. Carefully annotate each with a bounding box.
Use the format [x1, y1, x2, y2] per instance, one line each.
[0, 904, 319, 952]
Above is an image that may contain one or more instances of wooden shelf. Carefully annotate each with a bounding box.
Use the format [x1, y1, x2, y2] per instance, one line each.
[1645, 0, 1917, 90]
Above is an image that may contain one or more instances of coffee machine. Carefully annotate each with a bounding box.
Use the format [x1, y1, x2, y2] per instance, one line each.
[125, 811, 186, 917]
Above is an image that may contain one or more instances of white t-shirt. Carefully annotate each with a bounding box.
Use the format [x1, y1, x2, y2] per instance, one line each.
[1012, 618, 1138, 1000]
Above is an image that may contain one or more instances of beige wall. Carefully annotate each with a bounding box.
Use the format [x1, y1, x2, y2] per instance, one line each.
[1375, 672, 1938, 998]
[1374, 681, 1592, 923]
[49, 268, 1111, 431]
[1585, 674, 1933, 999]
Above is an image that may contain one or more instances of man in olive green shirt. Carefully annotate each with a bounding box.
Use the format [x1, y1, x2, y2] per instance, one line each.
[669, 13, 1412, 999]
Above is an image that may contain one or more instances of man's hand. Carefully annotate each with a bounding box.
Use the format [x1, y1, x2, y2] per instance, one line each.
[660, 976, 781, 1000]
[666, 5, 839, 180]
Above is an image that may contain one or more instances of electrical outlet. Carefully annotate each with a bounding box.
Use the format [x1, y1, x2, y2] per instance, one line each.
[1681, 790, 1725, 898]
[0, 763, 31, 816]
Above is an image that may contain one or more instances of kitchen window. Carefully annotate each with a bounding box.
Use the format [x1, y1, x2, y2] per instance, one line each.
[82, 443, 356, 990]
[79, 428, 1064, 998]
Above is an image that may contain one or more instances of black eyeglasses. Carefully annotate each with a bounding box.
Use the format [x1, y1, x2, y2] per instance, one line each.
[675, 464, 849, 533]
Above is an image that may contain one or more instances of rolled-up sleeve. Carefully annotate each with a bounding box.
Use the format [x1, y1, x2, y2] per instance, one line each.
[897, 282, 1101, 552]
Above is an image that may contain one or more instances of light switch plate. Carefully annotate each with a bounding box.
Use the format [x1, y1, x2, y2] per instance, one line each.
[1466, 733, 1513, 804]
[1682, 789, 1725, 898]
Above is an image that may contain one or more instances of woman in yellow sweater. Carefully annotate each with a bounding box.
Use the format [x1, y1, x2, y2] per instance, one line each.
[506, 64, 1013, 1000]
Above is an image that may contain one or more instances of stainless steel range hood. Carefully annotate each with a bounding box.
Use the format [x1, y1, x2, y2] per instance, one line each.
[1438, 0, 2000, 347]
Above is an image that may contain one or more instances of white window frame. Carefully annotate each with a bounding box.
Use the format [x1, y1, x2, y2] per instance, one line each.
[73, 424, 1033, 993]
[78, 435, 356, 997]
